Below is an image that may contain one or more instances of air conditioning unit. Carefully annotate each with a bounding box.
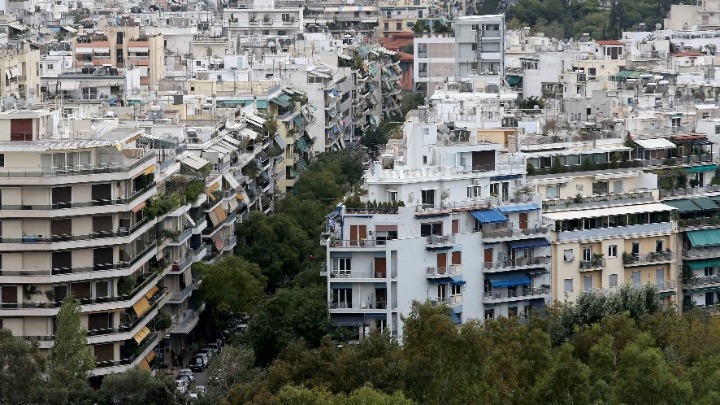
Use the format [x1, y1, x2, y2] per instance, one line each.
[472, 179, 481, 185]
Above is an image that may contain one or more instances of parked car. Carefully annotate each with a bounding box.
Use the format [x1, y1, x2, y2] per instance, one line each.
[189, 355, 206, 372]
[176, 376, 190, 394]
[197, 352, 210, 368]
[206, 343, 220, 355]
[178, 369, 194, 383]
[198, 348, 213, 361]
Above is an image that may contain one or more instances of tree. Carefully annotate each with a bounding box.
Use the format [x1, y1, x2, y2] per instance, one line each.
[207, 345, 264, 398]
[197, 256, 266, 315]
[533, 343, 592, 404]
[244, 287, 336, 366]
[97, 368, 180, 405]
[48, 293, 96, 402]
[274, 385, 414, 405]
[0, 328, 47, 404]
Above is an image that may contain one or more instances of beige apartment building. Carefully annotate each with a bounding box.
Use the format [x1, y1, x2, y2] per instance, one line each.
[0, 44, 41, 100]
[0, 110, 165, 375]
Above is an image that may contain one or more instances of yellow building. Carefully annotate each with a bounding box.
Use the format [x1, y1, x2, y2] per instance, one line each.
[0, 44, 41, 100]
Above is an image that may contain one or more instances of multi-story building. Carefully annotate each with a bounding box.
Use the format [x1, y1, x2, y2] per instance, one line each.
[377, 0, 434, 38]
[454, 14, 505, 88]
[0, 112, 164, 376]
[414, 34, 456, 95]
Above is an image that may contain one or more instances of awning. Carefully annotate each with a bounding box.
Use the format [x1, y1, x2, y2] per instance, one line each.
[663, 199, 701, 213]
[543, 203, 676, 221]
[332, 314, 364, 326]
[180, 154, 209, 170]
[688, 257, 720, 269]
[131, 201, 146, 213]
[451, 275, 466, 285]
[428, 277, 452, 285]
[508, 238, 551, 249]
[208, 209, 220, 226]
[635, 138, 676, 150]
[275, 134, 287, 149]
[142, 165, 155, 176]
[145, 350, 156, 363]
[364, 313, 387, 320]
[229, 197, 238, 212]
[212, 235, 225, 251]
[133, 326, 151, 344]
[686, 164, 718, 174]
[488, 274, 531, 287]
[470, 209, 508, 224]
[497, 203, 540, 213]
[138, 359, 150, 370]
[128, 47, 149, 53]
[63, 26, 77, 34]
[222, 135, 241, 146]
[687, 229, 720, 248]
[9, 22, 26, 31]
[74, 47, 93, 54]
[255, 99, 268, 109]
[692, 197, 718, 211]
[239, 127, 258, 140]
[223, 173, 239, 190]
[245, 114, 266, 127]
[132, 297, 151, 316]
[145, 285, 159, 299]
[506, 75, 522, 86]
[93, 47, 110, 54]
[213, 205, 228, 223]
[58, 81, 80, 91]
[270, 93, 292, 108]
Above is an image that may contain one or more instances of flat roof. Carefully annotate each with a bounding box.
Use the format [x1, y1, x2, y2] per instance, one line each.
[543, 202, 676, 221]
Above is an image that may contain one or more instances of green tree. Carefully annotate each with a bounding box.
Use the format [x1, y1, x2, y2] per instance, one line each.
[244, 287, 335, 366]
[274, 385, 413, 405]
[48, 293, 96, 402]
[0, 328, 47, 404]
[207, 344, 265, 398]
[533, 343, 592, 404]
[97, 368, 180, 405]
[197, 256, 266, 314]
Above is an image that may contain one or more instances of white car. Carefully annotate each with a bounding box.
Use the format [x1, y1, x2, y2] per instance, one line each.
[178, 369, 194, 383]
[176, 379, 188, 394]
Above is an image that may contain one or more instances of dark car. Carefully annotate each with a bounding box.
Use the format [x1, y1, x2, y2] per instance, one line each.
[189, 355, 205, 372]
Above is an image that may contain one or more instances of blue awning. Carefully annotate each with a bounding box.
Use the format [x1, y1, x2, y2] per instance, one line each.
[451, 275, 466, 285]
[428, 277, 452, 285]
[470, 209, 508, 224]
[293, 116, 304, 126]
[508, 238, 550, 249]
[498, 203, 541, 213]
[255, 99, 268, 109]
[331, 314, 364, 326]
[364, 313, 387, 320]
[488, 274, 531, 287]
[491, 174, 523, 181]
[450, 312, 461, 324]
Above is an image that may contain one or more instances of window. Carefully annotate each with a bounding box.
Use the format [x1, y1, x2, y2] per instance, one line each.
[471, 43, 477, 51]
[608, 245, 618, 258]
[332, 257, 351, 271]
[466, 185, 481, 198]
[418, 63, 428, 77]
[47, 63, 53, 70]
[508, 307, 518, 318]
[332, 288, 352, 308]
[706, 267, 715, 277]
[281, 13, 291, 22]
[564, 279, 574, 292]
[0, 154, 4, 167]
[451, 284, 462, 295]
[490, 183, 500, 197]
[583, 275, 593, 291]
[631, 242, 640, 255]
[631, 271, 641, 286]
[384, 23, 389, 31]
[420, 222, 442, 236]
[387, 190, 397, 202]
[715, 125, 720, 135]
[655, 240, 664, 253]
[116, 32, 124, 45]
[564, 249, 574, 262]
[592, 181, 609, 195]
[471, 24, 479, 31]
[546, 185, 559, 199]
[421, 189, 435, 206]
[396, 22, 402, 31]
[582, 247, 592, 262]
[609, 274, 618, 288]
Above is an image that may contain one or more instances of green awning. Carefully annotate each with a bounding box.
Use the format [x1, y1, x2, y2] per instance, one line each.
[687, 257, 720, 269]
[270, 93, 292, 108]
[692, 197, 719, 211]
[687, 229, 720, 248]
[293, 116, 303, 126]
[686, 164, 718, 174]
[663, 199, 701, 213]
[255, 99, 268, 109]
[506, 75, 522, 86]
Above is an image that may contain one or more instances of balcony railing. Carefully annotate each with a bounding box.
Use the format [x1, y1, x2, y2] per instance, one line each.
[0, 182, 156, 210]
[683, 247, 720, 259]
[481, 223, 549, 239]
[543, 191, 654, 211]
[426, 234, 455, 246]
[329, 300, 387, 310]
[684, 275, 720, 289]
[579, 258, 606, 270]
[328, 239, 380, 248]
[3, 217, 151, 244]
[483, 287, 550, 303]
[639, 155, 713, 168]
[483, 256, 551, 270]
[426, 265, 462, 277]
[94, 331, 159, 369]
[0, 152, 154, 178]
[623, 251, 674, 265]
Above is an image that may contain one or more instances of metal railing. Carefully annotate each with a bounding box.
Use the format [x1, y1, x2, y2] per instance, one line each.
[3, 218, 151, 245]
[426, 234, 455, 246]
[484, 256, 551, 270]
[0, 182, 156, 210]
[544, 191, 654, 210]
[683, 247, 720, 259]
[426, 265, 462, 277]
[623, 251, 674, 265]
[482, 223, 549, 239]
[483, 287, 550, 303]
[0, 152, 154, 178]
[580, 258, 606, 270]
[328, 239, 380, 248]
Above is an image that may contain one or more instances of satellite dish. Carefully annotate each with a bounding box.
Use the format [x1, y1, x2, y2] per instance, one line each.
[438, 124, 450, 135]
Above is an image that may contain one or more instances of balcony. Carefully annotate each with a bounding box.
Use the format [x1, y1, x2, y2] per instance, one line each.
[0, 152, 155, 179]
[169, 303, 206, 335]
[543, 191, 654, 211]
[426, 234, 455, 248]
[328, 239, 383, 248]
[483, 256, 551, 273]
[0, 182, 156, 211]
[329, 300, 388, 310]
[481, 222, 549, 240]
[426, 265, 462, 278]
[482, 287, 551, 304]
[556, 222, 673, 242]
[684, 275, 720, 291]
[93, 331, 161, 376]
[579, 258, 606, 271]
[170, 255, 192, 273]
[683, 246, 720, 259]
[623, 250, 674, 266]
[86, 291, 170, 342]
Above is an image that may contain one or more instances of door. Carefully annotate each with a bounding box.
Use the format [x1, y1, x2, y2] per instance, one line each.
[374, 257, 386, 278]
[452, 251, 462, 265]
[375, 288, 387, 309]
[437, 252, 447, 274]
[452, 219, 459, 234]
[632, 271, 641, 286]
[613, 180, 623, 194]
[656, 268, 665, 289]
[484, 248, 493, 268]
[349, 225, 367, 246]
[519, 212, 528, 229]
[1, 286, 17, 307]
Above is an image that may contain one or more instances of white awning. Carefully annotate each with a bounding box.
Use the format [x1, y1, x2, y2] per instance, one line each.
[594, 171, 641, 181]
[218, 140, 238, 151]
[210, 144, 232, 155]
[222, 135, 241, 146]
[180, 154, 209, 170]
[63, 26, 77, 34]
[8, 23, 25, 31]
[74, 47, 93, 54]
[93, 47, 111, 54]
[634, 138, 676, 150]
[128, 47, 149, 53]
[527, 176, 573, 186]
[239, 127, 258, 140]
[245, 114, 265, 127]
[543, 203, 676, 221]
[223, 173, 240, 189]
[58, 81, 80, 91]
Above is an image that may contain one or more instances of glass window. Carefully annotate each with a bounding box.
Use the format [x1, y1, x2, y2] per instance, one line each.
[564, 278, 574, 292]
[564, 249, 574, 262]
[421, 189, 435, 206]
[546, 185, 560, 199]
[608, 245, 618, 258]
[609, 274, 618, 288]
[592, 181, 608, 195]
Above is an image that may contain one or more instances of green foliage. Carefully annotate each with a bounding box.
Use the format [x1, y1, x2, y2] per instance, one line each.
[517, 96, 545, 111]
[48, 293, 95, 401]
[153, 313, 172, 330]
[196, 256, 267, 315]
[244, 287, 337, 366]
[185, 178, 205, 203]
[96, 368, 181, 405]
[274, 385, 414, 405]
[206, 344, 265, 399]
[0, 328, 47, 404]
[144, 192, 182, 219]
[134, 173, 154, 190]
[526, 162, 536, 176]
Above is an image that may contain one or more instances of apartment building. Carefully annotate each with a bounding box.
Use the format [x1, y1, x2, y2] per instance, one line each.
[414, 35, 456, 95]
[455, 14, 505, 88]
[0, 113, 164, 375]
[377, 0, 434, 38]
[0, 43, 40, 100]
[321, 87, 548, 340]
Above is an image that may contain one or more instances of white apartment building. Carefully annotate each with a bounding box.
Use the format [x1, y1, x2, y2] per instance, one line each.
[322, 91, 549, 340]
[454, 14, 505, 88]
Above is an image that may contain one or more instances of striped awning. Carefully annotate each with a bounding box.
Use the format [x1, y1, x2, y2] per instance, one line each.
[132, 297, 150, 317]
[133, 326, 151, 344]
[145, 285, 159, 299]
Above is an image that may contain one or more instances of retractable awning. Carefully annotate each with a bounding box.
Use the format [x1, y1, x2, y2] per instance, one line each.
[687, 229, 720, 248]
[686, 164, 718, 174]
[275, 134, 287, 149]
[663, 199, 701, 213]
[212, 235, 225, 251]
[145, 285, 159, 299]
[180, 154, 209, 170]
[488, 274, 531, 287]
[239, 127, 258, 140]
[497, 203, 540, 213]
[132, 297, 150, 316]
[692, 197, 718, 211]
[470, 209, 508, 224]
[635, 138, 676, 150]
[688, 257, 720, 270]
[508, 238, 550, 249]
[133, 326, 151, 344]
[223, 173, 239, 189]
